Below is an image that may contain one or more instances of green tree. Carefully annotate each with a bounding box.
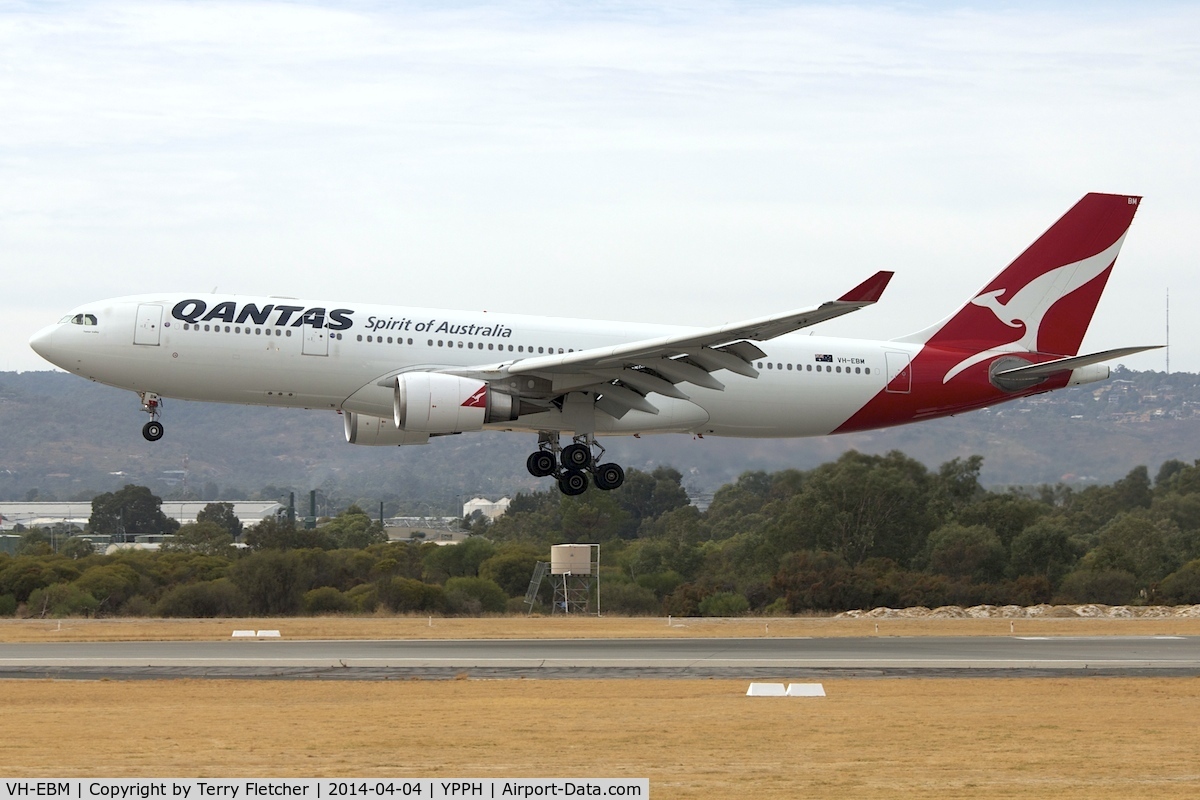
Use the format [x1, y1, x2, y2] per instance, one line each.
[698, 591, 750, 617]
[599, 581, 660, 615]
[1008, 517, 1077, 584]
[1056, 569, 1137, 605]
[228, 550, 313, 615]
[245, 516, 331, 551]
[303, 586, 353, 614]
[422, 537, 496, 583]
[156, 579, 245, 617]
[377, 577, 446, 612]
[479, 545, 544, 597]
[16, 530, 52, 556]
[0, 556, 83, 602]
[321, 505, 386, 550]
[60, 536, 96, 560]
[924, 523, 1007, 584]
[936, 456, 985, 509]
[444, 576, 508, 613]
[27, 583, 99, 617]
[73, 564, 141, 613]
[766, 451, 939, 565]
[1080, 513, 1180, 587]
[559, 491, 628, 543]
[89, 485, 179, 538]
[162, 521, 234, 556]
[1159, 560, 1200, 604]
[196, 502, 244, 540]
[614, 467, 690, 537]
[955, 493, 1049, 548]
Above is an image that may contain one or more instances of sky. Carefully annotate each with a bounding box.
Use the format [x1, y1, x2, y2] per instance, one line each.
[3, 0, 1198, 373]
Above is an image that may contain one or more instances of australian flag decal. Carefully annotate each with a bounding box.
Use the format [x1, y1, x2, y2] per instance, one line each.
[814, 354, 833, 363]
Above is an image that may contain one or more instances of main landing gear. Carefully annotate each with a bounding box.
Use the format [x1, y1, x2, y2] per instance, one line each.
[140, 392, 165, 442]
[526, 432, 625, 496]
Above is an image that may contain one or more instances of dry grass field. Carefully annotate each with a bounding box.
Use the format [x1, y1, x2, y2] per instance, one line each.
[4, 617, 1198, 796]
[4, 614, 1200, 642]
[3, 677, 1200, 798]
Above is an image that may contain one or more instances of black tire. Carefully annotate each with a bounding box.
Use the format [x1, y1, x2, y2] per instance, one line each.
[142, 421, 164, 442]
[593, 462, 625, 491]
[561, 443, 592, 469]
[527, 451, 556, 477]
[557, 469, 589, 496]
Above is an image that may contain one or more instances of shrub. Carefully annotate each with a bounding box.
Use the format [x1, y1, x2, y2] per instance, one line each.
[600, 582, 660, 615]
[1055, 569, 1138, 605]
[26, 583, 99, 617]
[0, 593, 16, 617]
[378, 577, 446, 613]
[698, 591, 750, 617]
[156, 579, 246, 617]
[1158, 559, 1200, 605]
[662, 583, 706, 616]
[73, 564, 141, 613]
[227, 550, 312, 615]
[762, 597, 789, 616]
[925, 524, 1006, 583]
[119, 595, 156, 617]
[303, 586, 353, 615]
[345, 583, 379, 613]
[444, 577, 507, 614]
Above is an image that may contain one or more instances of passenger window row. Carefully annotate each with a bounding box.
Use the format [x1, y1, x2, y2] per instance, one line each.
[355, 335, 574, 355]
[757, 361, 872, 375]
[182, 322, 293, 336]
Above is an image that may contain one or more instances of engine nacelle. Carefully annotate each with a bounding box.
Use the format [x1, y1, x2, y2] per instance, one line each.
[1067, 364, 1110, 387]
[344, 412, 430, 446]
[394, 372, 518, 434]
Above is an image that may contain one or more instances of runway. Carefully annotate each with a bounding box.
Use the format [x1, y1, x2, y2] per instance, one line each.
[3, 636, 1199, 679]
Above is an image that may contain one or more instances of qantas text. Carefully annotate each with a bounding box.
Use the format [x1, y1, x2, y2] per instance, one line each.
[171, 300, 354, 331]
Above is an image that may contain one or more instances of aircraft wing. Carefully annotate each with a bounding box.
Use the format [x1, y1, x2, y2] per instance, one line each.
[450, 270, 893, 418]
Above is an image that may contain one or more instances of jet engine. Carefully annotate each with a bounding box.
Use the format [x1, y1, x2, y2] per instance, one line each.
[344, 412, 431, 446]
[394, 372, 518, 434]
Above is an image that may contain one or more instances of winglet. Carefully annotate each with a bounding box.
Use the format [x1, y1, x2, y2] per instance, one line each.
[838, 270, 894, 303]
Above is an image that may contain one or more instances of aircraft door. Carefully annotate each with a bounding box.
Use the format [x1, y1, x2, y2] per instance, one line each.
[884, 351, 911, 394]
[302, 324, 328, 356]
[133, 304, 163, 346]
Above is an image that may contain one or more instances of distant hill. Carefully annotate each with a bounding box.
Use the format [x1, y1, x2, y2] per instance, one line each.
[2, 367, 1199, 511]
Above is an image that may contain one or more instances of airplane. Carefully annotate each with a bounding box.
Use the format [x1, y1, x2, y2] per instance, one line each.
[29, 192, 1158, 495]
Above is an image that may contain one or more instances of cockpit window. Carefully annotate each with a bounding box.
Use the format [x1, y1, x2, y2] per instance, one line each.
[67, 314, 98, 326]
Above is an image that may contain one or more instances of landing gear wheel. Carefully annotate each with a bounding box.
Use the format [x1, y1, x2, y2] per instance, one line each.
[558, 469, 589, 496]
[561, 443, 592, 470]
[142, 421, 164, 442]
[592, 463, 625, 491]
[526, 451, 557, 478]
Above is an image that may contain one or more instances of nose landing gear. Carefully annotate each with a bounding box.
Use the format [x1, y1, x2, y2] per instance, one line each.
[140, 392, 165, 441]
[525, 432, 626, 495]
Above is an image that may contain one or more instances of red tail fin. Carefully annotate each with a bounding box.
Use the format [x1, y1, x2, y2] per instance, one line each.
[902, 193, 1141, 366]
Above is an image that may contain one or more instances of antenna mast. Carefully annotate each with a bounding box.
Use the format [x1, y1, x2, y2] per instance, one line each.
[1166, 288, 1170, 375]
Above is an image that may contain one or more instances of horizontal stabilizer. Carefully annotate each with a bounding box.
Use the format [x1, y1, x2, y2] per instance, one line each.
[993, 345, 1163, 380]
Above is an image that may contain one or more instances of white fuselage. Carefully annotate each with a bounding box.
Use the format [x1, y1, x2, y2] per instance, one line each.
[30, 293, 916, 439]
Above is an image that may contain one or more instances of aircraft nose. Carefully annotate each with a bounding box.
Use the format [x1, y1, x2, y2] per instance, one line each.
[29, 324, 65, 367]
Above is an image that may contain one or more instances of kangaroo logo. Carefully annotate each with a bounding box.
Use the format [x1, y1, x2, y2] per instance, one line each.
[461, 386, 488, 408]
[942, 233, 1127, 383]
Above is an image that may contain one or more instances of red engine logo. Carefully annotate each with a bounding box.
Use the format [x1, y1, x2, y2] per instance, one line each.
[461, 386, 488, 408]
